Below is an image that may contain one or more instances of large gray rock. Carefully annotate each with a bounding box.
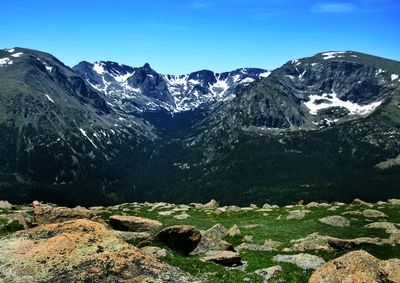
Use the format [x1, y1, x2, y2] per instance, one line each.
[109, 215, 162, 232]
[203, 223, 229, 240]
[319, 215, 350, 227]
[0, 200, 14, 210]
[191, 236, 235, 256]
[272, 253, 325, 270]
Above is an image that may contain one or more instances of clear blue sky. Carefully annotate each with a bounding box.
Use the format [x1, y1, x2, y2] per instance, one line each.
[1, 0, 399, 74]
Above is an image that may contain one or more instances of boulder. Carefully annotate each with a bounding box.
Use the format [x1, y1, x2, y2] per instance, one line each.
[228, 224, 241, 237]
[365, 222, 400, 235]
[32, 201, 103, 225]
[140, 225, 201, 255]
[0, 219, 193, 282]
[237, 239, 281, 252]
[319, 216, 350, 227]
[353, 198, 373, 207]
[174, 213, 191, 220]
[109, 215, 162, 232]
[272, 253, 325, 270]
[255, 265, 283, 282]
[203, 223, 229, 240]
[191, 236, 235, 256]
[203, 199, 219, 209]
[290, 232, 385, 252]
[388, 199, 400, 205]
[343, 209, 388, 218]
[286, 210, 311, 220]
[0, 200, 14, 210]
[203, 251, 242, 267]
[309, 250, 400, 283]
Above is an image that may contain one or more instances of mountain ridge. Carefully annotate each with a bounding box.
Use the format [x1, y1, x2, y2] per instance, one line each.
[1, 47, 400, 206]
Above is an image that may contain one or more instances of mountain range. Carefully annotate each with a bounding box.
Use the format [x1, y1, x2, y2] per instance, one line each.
[1, 47, 400, 206]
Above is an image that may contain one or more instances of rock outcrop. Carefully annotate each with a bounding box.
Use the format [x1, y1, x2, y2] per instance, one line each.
[32, 201, 103, 225]
[0, 219, 193, 282]
[309, 250, 400, 283]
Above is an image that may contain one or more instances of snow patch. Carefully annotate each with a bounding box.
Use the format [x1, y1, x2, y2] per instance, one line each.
[304, 91, 383, 116]
[241, 77, 255, 84]
[79, 128, 98, 149]
[93, 62, 105, 75]
[322, 51, 346, 60]
[0, 58, 12, 65]
[44, 94, 54, 103]
[259, 71, 271, 78]
[11, 52, 23, 58]
[391, 74, 399, 81]
[7, 48, 15, 53]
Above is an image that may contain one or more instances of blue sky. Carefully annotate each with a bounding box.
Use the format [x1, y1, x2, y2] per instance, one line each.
[1, 0, 399, 74]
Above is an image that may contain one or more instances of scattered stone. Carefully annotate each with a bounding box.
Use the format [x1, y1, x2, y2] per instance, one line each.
[158, 210, 176, 216]
[319, 215, 350, 227]
[333, 202, 346, 206]
[272, 253, 325, 270]
[203, 251, 242, 267]
[174, 213, 191, 220]
[353, 198, 373, 207]
[306, 202, 319, 208]
[365, 222, 400, 235]
[191, 236, 235, 256]
[388, 199, 400, 205]
[0, 200, 14, 210]
[140, 225, 201, 255]
[226, 205, 241, 212]
[250, 204, 258, 209]
[0, 219, 193, 282]
[255, 265, 283, 282]
[140, 246, 168, 259]
[241, 224, 260, 229]
[343, 209, 388, 218]
[32, 202, 104, 225]
[243, 235, 254, 243]
[237, 239, 281, 252]
[290, 232, 386, 252]
[309, 250, 400, 283]
[286, 210, 311, 220]
[203, 199, 219, 209]
[228, 225, 241, 237]
[262, 203, 273, 209]
[377, 201, 387, 205]
[109, 215, 162, 232]
[327, 206, 339, 211]
[203, 223, 229, 240]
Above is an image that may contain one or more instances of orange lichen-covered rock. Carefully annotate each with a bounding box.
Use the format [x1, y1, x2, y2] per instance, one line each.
[0, 219, 193, 282]
[309, 250, 400, 283]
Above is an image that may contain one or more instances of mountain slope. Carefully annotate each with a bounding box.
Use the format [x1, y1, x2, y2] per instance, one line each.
[0, 48, 156, 205]
[1, 48, 400, 206]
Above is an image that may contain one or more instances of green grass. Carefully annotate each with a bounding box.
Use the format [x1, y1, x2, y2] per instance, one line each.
[2, 201, 400, 282]
[97, 202, 400, 282]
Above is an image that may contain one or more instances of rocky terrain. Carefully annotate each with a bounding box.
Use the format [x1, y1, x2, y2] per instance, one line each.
[1, 198, 400, 282]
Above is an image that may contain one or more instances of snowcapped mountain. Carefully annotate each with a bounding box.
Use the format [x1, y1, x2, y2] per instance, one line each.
[73, 61, 270, 113]
[2, 47, 400, 206]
